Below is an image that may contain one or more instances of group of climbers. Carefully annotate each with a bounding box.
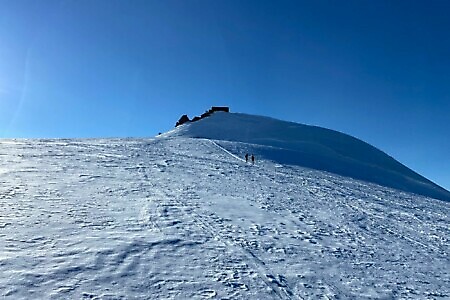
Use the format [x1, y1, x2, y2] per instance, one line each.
[245, 153, 255, 164]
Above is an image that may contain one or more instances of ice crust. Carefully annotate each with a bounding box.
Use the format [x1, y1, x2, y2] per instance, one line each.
[0, 136, 449, 299]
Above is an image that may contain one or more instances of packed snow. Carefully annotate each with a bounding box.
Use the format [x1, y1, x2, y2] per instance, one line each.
[1, 113, 449, 299]
[165, 112, 450, 202]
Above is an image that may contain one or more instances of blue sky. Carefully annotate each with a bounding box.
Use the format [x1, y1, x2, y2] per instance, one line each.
[0, 0, 449, 190]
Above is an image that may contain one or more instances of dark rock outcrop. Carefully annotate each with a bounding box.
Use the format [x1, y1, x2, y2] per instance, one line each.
[176, 106, 230, 127]
[175, 114, 190, 127]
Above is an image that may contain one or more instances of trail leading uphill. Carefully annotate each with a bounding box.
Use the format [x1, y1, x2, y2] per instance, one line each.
[164, 112, 450, 202]
[0, 137, 449, 299]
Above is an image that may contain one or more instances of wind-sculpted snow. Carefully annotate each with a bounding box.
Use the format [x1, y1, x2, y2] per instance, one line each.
[164, 112, 450, 201]
[0, 138, 449, 299]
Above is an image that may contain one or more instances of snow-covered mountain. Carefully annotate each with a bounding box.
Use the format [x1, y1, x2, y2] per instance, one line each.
[164, 112, 450, 202]
[1, 113, 449, 299]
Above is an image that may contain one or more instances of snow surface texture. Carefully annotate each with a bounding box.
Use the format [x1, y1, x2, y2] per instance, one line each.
[165, 112, 450, 202]
[1, 136, 449, 299]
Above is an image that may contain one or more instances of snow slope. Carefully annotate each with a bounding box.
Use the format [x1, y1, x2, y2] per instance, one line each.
[0, 137, 449, 299]
[164, 112, 450, 202]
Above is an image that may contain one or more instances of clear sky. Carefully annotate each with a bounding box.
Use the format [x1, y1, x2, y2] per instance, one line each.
[0, 0, 449, 190]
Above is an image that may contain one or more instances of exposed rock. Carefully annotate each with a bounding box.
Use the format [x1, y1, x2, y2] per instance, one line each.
[201, 111, 212, 119]
[175, 114, 190, 127]
[175, 107, 230, 127]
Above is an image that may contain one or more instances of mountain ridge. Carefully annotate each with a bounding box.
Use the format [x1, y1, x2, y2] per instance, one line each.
[163, 111, 450, 201]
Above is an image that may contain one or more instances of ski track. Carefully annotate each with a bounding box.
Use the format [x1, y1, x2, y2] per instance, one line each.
[0, 138, 449, 299]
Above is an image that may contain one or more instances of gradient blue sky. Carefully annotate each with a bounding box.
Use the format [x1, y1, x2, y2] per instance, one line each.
[0, 0, 449, 190]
